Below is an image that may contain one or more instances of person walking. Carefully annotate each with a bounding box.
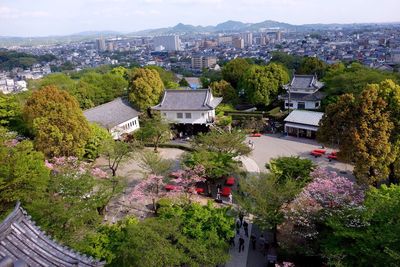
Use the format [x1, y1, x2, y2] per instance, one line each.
[250, 234, 257, 250]
[239, 212, 244, 227]
[229, 236, 235, 248]
[238, 235, 245, 253]
[259, 234, 265, 251]
[217, 184, 222, 193]
[236, 219, 241, 235]
[228, 193, 233, 204]
[243, 220, 249, 237]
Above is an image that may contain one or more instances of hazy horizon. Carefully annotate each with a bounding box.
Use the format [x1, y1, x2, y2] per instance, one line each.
[1, 0, 399, 37]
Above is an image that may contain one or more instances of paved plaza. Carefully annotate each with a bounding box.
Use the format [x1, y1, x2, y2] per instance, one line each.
[246, 134, 353, 177]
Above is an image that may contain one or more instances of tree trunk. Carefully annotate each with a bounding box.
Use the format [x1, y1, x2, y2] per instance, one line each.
[388, 162, 398, 185]
[112, 168, 116, 177]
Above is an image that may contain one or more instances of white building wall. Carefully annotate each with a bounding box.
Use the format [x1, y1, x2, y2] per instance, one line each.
[161, 110, 215, 124]
[284, 100, 320, 110]
[110, 116, 140, 139]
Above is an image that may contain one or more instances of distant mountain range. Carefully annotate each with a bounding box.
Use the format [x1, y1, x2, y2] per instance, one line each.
[1, 20, 399, 46]
[128, 20, 400, 36]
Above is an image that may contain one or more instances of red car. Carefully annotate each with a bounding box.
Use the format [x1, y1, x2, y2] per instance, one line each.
[313, 149, 326, 154]
[327, 152, 338, 161]
[310, 151, 323, 157]
[250, 133, 262, 137]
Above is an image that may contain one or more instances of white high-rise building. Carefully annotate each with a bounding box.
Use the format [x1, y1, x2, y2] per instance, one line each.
[96, 38, 106, 51]
[241, 32, 253, 46]
[153, 35, 181, 51]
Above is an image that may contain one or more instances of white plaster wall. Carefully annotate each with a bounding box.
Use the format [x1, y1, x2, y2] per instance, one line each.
[110, 117, 140, 139]
[161, 110, 215, 124]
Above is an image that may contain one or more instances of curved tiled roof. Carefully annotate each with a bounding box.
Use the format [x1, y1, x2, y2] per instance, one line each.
[152, 88, 222, 111]
[0, 202, 104, 267]
[284, 74, 324, 90]
[83, 98, 139, 129]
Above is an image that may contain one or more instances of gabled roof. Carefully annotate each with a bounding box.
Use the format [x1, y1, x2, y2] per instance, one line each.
[0, 202, 104, 267]
[84, 98, 139, 129]
[284, 110, 324, 127]
[152, 89, 222, 111]
[284, 75, 324, 91]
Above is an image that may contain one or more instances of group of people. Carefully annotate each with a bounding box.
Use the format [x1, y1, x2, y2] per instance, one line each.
[230, 213, 270, 255]
[216, 184, 233, 204]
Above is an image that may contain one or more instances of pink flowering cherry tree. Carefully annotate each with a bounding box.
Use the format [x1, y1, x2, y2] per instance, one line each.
[129, 165, 206, 214]
[45, 156, 109, 179]
[282, 168, 364, 241]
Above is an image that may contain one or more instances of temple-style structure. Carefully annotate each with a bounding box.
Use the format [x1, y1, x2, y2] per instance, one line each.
[0, 202, 104, 267]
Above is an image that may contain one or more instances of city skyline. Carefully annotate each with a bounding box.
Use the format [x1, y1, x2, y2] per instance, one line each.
[0, 0, 399, 37]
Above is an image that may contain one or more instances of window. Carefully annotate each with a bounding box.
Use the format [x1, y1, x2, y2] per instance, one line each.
[177, 113, 183, 119]
[185, 113, 192, 119]
[298, 102, 305, 109]
[163, 113, 166, 117]
[285, 102, 294, 107]
[315, 102, 320, 108]
[201, 113, 205, 117]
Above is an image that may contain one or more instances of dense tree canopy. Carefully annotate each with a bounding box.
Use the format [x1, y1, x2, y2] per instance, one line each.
[128, 68, 164, 110]
[267, 156, 314, 185]
[221, 58, 251, 89]
[323, 62, 400, 97]
[298, 57, 327, 78]
[23, 86, 91, 157]
[318, 83, 395, 185]
[322, 184, 400, 267]
[209, 80, 238, 104]
[0, 129, 50, 214]
[81, 201, 233, 266]
[240, 63, 289, 106]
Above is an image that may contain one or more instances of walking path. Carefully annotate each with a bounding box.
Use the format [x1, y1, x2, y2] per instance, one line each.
[239, 156, 260, 173]
[225, 220, 252, 267]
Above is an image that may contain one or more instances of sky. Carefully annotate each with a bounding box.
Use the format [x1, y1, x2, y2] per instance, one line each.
[0, 0, 399, 37]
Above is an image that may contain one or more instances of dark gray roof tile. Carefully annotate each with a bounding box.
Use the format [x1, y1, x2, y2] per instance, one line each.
[152, 89, 222, 111]
[84, 98, 139, 129]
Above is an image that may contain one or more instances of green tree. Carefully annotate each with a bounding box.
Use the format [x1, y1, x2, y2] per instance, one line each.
[0, 130, 50, 214]
[240, 63, 289, 106]
[23, 86, 91, 157]
[210, 80, 238, 104]
[178, 77, 190, 87]
[27, 168, 115, 247]
[134, 114, 171, 152]
[221, 58, 251, 89]
[0, 94, 20, 126]
[84, 123, 113, 160]
[267, 156, 315, 185]
[32, 73, 76, 91]
[298, 57, 327, 78]
[322, 184, 400, 267]
[270, 52, 302, 72]
[323, 62, 400, 97]
[192, 130, 251, 157]
[318, 86, 394, 185]
[146, 66, 177, 88]
[139, 151, 173, 176]
[100, 139, 137, 177]
[128, 68, 164, 110]
[235, 173, 302, 244]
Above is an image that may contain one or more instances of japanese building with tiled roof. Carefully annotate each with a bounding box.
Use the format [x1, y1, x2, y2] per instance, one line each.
[0, 202, 104, 267]
[279, 74, 325, 110]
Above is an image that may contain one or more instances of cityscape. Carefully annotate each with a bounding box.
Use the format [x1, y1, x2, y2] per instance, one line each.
[1, 0, 400, 266]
